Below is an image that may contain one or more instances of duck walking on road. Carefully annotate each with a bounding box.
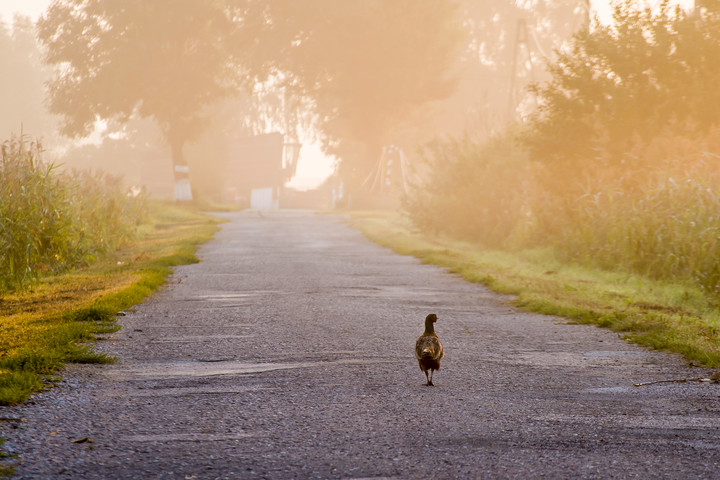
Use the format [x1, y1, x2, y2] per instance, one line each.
[415, 313, 444, 386]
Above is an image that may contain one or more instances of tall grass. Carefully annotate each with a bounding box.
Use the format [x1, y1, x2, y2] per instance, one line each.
[552, 161, 720, 298]
[404, 130, 720, 300]
[0, 135, 147, 290]
[351, 211, 720, 368]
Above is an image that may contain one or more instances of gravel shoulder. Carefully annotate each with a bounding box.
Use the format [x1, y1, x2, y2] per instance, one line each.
[2, 210, 720, 479]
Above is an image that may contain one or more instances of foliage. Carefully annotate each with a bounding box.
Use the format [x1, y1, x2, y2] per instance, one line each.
[38, 0, 247, 141]
[0, 202, 222, 405]
[33, 0, 583, 197]
[525, 0, 720, 197]
[545, 129, 720, 297]
[403, 130, 531, 248]
[516, 0, 720, 296]
[406, 124, 720, 296]
[37, 0, 264, 196]
[261, 0, 466, 188]
[404, 123, 720, 298]
[261, 0, 585, 190]
[0, 135, 146, 290]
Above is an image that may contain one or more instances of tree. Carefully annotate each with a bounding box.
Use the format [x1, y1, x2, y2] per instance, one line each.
[258, 1, 465, 193]
[38, 0, 257, 200]
[260, 0, 585, 197]
[525, 0, 720, 195]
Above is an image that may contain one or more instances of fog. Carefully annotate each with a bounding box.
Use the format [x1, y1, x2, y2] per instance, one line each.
[0, 0, 704, 211]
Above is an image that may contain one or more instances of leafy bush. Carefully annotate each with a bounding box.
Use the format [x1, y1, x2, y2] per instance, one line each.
[404, 131, 531, 248]
[0, 135, 147, 290]
[405, 2, 720, 299]
[518, 0, 720, 298]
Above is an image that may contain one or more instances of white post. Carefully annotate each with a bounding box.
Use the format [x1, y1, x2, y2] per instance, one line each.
[173, 165, 193, 201]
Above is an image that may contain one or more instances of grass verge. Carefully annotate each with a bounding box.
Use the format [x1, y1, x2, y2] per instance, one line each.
[348, 211, 720, 368]
[0, 201, 223, 406]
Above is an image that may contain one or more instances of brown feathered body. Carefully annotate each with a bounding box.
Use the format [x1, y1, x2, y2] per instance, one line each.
[415, 313, 444, 386]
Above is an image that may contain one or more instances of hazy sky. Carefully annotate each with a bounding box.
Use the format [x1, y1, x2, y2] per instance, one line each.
[0, 0, 696, 23]
[0, 0, 48, 21]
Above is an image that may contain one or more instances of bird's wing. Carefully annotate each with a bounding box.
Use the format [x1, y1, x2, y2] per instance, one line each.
[435, 337, 444, 361]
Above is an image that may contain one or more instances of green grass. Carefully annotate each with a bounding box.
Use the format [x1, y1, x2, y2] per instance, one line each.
[349, 211, 720, 368]
[0, 201, 223, 405]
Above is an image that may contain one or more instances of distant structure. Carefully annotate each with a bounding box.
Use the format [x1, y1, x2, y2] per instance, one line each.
[363, 144, 409, 195]
[225, 133, 301, 209]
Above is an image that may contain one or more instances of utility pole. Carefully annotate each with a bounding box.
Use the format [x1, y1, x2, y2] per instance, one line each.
[507, 18, 529, 123]
[581, 0, 592, 26]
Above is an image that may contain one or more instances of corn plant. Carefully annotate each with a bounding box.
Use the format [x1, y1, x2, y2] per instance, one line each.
[548, 172, 720, 298]
[0, 135, 147, 291]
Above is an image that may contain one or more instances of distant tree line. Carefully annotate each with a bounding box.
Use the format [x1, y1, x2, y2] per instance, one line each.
[28, 0, 585, 200]
[36, 0, 462, 199]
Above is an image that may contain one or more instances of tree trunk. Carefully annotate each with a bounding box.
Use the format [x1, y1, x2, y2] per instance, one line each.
[170, 135, 193, 202]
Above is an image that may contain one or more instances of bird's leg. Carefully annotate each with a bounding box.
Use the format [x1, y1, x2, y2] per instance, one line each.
[428, 370, 434, 386]
[424, 370, 431, 386]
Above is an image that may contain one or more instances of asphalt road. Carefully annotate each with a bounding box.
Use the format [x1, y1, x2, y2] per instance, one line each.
[3, 210, 720, 479]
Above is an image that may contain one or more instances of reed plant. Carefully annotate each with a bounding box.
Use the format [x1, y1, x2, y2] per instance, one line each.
[551, 166, 720, 299]
[0, 135, 147, 290]
[404, 129, 720, 300]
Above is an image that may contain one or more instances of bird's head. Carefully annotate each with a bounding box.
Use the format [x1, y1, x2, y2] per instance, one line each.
[426, 313, 438, 323]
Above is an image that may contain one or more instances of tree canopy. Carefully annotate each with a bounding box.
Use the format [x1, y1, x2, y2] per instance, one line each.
[36, 0, 591, 200]
[525, 0, 720, 185]
[37, 0, 467, 197]
[258, 0, 465, 189]
[39, 0, 250, 139]
[38, 0, 259, 199]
